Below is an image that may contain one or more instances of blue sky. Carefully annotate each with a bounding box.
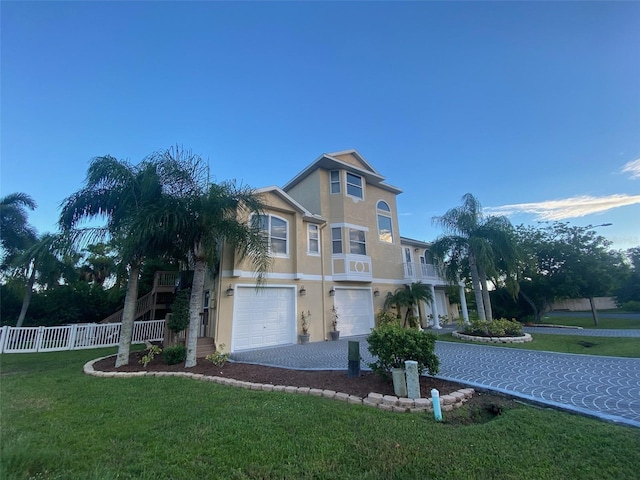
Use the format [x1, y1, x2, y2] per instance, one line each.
[2, 1, 639, 250]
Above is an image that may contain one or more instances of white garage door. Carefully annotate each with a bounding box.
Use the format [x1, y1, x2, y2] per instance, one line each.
[233, 286, 295, 352]
[334, 288, 374, 337]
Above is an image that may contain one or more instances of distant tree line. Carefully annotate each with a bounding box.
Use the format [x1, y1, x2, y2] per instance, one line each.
[430, 194, 639, 325]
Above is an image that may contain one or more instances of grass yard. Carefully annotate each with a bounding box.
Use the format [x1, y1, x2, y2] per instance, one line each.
[539, 313, 640, 329]
[440, 333, 640, 358]
[2, 349, 639, 480]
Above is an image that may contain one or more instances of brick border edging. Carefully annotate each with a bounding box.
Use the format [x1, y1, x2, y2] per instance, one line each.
[452, 331, 533, 344]
[83, 356, 474, 414]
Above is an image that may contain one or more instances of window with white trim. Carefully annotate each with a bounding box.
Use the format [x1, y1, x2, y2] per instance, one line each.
[331, 227, 343, 254]
[308, 224, 319, 254]
[349, 228, 367, 255]
[330, 170, 341, 194]
[377, 200, 393, 243]
[345, 172, 363, 199]
[253, 214, 288, 256]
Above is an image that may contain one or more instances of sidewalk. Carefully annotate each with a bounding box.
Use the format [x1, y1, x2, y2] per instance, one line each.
[231, 335, 640, 428]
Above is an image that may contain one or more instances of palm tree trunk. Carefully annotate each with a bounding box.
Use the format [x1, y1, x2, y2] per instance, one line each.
[185, 251, 206, 368]
[478, 267, 493, 321]
[468, 252, 486, 321]
[15, 269, 36, 327]
[115, 264, 140, 367]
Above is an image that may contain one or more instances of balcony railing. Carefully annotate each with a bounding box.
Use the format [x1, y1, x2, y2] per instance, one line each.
[403, 262, 443, 282]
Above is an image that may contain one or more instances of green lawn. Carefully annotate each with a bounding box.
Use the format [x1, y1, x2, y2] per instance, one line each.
[440, 333, 640, 358]
[539, 313, 640, 329]
[2, 349, 639, 479]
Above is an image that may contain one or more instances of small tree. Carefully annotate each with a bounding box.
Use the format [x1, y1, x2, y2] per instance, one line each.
[367, 323, 439, 379]
[167, 288, 190, 335]
[383, 282, 433, 328]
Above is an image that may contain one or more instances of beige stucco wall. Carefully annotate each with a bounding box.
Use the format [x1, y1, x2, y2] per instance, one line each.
[205, 151, 454, 351]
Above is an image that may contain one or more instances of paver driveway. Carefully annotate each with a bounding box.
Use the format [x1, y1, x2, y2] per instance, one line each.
[231, 337, 640, 428]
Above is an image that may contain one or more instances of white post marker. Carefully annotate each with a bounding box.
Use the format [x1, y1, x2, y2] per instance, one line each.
[405, 360, 420, 399]
[431, 388, 443, 421]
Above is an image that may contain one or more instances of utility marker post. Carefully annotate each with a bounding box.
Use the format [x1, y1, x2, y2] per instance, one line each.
[348, 341, 360, 378]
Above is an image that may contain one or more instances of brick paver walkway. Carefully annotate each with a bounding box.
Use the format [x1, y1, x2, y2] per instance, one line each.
[231, 335, 640, 428]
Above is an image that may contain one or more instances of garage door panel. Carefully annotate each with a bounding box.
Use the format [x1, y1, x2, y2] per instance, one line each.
[334, 289, 373, 337]
[233, 286, 295, 351]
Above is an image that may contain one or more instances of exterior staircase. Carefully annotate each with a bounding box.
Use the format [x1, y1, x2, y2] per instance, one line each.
[196, 337, 216, 358]
[100, 271, 179, 324]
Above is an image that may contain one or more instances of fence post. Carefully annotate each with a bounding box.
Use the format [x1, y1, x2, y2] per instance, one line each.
[0, 326, 8, 353]
[36, 326, 45, 352]
[69, 324, 78, 350]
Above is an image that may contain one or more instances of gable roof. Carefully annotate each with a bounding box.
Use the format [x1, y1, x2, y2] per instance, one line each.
[282, 149, 403, 195]
[255, 186, 326, 224]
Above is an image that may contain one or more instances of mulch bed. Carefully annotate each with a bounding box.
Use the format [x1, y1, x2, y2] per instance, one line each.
[93, 350, 467, 399]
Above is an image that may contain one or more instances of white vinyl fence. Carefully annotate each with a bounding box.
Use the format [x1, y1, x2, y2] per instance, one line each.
[0, 320, 165, 354]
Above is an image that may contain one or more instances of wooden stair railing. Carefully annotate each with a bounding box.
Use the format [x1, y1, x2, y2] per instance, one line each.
[100, 271, 178, 324]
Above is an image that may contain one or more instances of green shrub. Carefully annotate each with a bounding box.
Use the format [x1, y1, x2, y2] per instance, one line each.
[461, 318, 523, 337]
[139, 345, 162, 368]
[367, 323, 439, 379]
[205, 344, 230, 367]
[620, 301, 640, 312]
[163, 345, 187, 365]
[375, 310, 399, 327]
[167, 289, 190, 333]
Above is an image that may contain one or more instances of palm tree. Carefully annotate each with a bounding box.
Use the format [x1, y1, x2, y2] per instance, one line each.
[11, 233, 74, 327]
[133, 148, 271, 367]
[431, 193, 518, 322]
[384, 282, 433, 328]
[0, 193, 37, 266]
[59, 155, 170, 367]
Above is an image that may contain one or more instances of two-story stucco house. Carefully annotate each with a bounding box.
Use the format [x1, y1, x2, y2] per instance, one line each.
[200, 150, 469, 353]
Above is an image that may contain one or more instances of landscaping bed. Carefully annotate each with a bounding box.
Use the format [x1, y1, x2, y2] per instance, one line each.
[92, 350, 517, 424]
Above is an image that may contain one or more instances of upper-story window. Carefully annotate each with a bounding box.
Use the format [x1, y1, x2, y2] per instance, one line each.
[349, 228, 367, 255]
[253, 214, 288, 256]
[331, 227, 343, 254]
[346, 172, 363, 199]
[308, 224, 319, 254]
[330, 170, 341, 194]
[377, 200, 393, 243]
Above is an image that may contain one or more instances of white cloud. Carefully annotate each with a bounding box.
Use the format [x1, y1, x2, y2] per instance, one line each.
[621, 159, 640, 179]
[485, 194, 640, 221]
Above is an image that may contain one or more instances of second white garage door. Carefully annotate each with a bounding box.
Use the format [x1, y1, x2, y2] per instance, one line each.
[232, 286, 295, 352]
[333, 288, 374, 337]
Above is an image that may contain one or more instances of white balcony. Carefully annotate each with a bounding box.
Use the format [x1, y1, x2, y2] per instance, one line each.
[332, 254, 373, 282]
[403, 262, 444, 283]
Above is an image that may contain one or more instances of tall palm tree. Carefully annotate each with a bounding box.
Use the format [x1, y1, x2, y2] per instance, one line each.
[11, 233, 74, 327]
[134, 148, 271, 367]
[0, 193, 37, 267]
[59, 155, 170, 367]
[431, 193, 518, 322]
[384, 282, 433, 328]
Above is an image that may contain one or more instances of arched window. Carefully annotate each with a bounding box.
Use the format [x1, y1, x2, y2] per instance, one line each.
[377, 201, 393, 243]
